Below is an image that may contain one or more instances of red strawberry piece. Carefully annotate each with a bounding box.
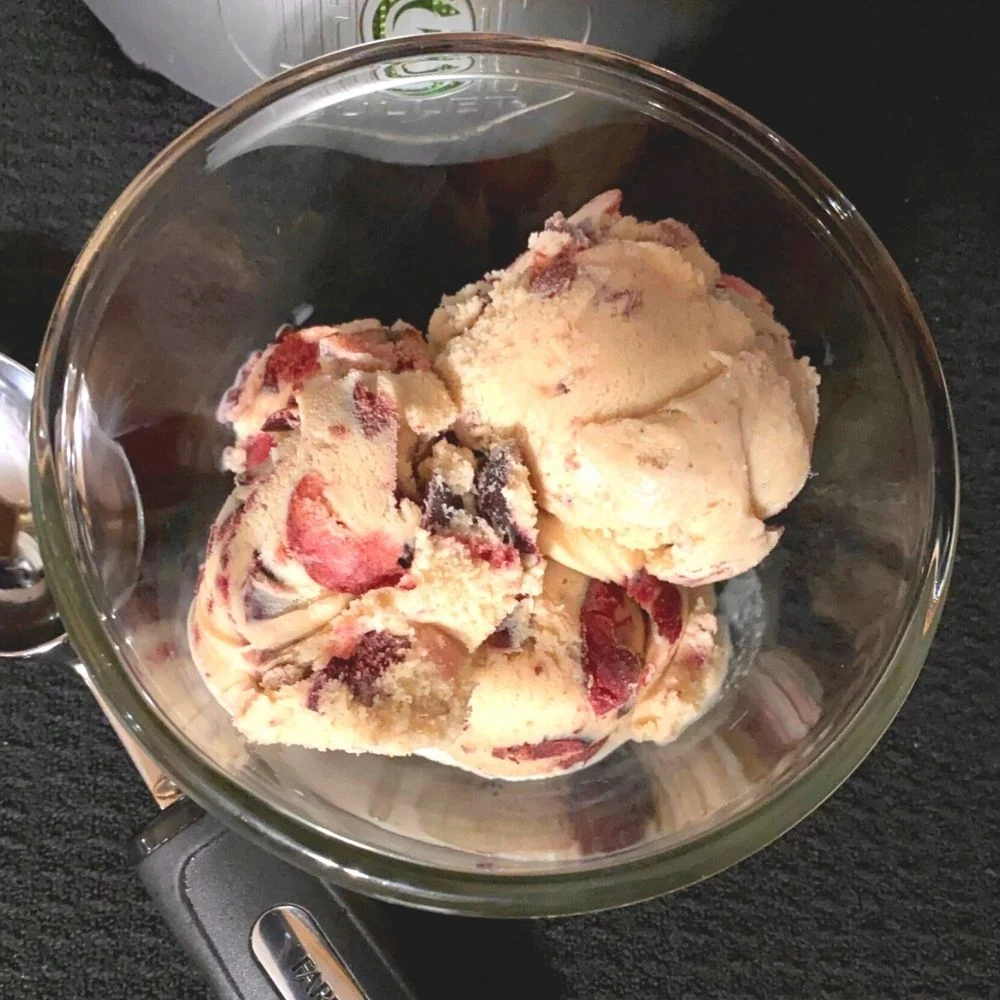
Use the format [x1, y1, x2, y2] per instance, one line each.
[580, 581, 644, 716]
[308, 631, 409, 709]
[262, 332, 320, 390]
[261, 407, 300, 432]
[352, 380, 396, 438]
[244, 432, 273, 468]
[491, 737, 607, 768]
[454, 535, 519, 570]
[286, 472, 403, 594]
[627, 570, 683, 643]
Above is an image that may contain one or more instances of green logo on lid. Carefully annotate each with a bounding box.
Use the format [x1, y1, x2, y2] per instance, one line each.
[368, 0, 473, 40]
[361, 0, 475, 96]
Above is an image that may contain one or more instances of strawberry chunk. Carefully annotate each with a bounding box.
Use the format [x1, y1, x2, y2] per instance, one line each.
[244, 432, 273, 468]
[581, 581, 643, 716]
[286, 472, 403, 594]
[454, 535, 519, 570]
[262, 332, 320, 390]
[491, 737, 607, 768]
[627, 570, 683, 643]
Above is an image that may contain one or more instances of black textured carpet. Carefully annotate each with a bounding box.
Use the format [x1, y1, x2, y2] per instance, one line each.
[1, 1, 997, 998]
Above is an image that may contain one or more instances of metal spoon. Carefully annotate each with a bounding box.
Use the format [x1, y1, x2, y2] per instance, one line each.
[0, 350, 179, 804]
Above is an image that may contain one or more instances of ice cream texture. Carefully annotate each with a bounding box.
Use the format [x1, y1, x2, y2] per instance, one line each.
[430, 189, 819, 586]
[189, 192, 818, 778]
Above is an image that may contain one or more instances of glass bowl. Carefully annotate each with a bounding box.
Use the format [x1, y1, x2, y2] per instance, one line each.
[30, 34, 957, 916]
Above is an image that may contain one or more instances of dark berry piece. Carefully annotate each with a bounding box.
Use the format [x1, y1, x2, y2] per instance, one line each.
[488, 611, 520, 650]
[474, 447, 535, 554]
[580, 581, 644, 716]
[421, 474, 466, 530]
[627, 570, 683, 643]
[261, 407, 300, 432]
[308, 631, 410, 709]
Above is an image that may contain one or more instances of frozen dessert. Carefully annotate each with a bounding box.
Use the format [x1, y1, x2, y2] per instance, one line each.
[191, 321, 544, 756]
[189, 191, 818, 779]
[431, 189, 819, 586]
[430, 562, 725, 779]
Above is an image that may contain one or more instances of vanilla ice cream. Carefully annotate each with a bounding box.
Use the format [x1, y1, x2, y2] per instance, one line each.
[188, 191, 818, 778]
[431, 189, 819, 586]
[191, 322, 543, 755]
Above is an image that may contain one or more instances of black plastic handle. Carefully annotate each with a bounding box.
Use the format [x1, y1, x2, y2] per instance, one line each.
[133, 799, 417, 1000]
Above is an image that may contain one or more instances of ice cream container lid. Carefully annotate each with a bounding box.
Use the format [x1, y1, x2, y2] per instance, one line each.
[82, 1, 737, 163]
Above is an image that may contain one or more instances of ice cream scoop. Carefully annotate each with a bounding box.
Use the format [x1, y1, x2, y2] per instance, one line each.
[434, 561, 725, 779]
[430, 190, 820, 586]
[191, 323, 544, 755]
[188, 192, 818, 778]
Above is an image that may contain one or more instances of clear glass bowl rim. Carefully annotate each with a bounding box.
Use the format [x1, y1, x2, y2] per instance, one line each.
[30, 33, 959, 916]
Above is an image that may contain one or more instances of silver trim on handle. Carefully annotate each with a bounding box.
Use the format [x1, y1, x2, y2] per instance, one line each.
[252, 905, 369, 1000]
